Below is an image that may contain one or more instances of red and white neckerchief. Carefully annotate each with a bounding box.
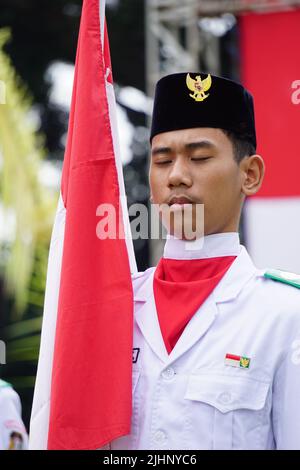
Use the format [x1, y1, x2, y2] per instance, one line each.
[153, 233, 241, 354]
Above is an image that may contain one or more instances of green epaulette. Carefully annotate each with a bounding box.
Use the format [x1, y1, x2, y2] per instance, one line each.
[0, 379, 12, 388]
[264, 269, 300, 289]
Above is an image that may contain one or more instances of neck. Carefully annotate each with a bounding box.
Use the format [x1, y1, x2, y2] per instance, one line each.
[163, 232, 241, 260]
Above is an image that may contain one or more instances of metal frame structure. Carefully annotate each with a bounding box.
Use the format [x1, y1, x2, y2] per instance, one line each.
[146, 0, 300, 97]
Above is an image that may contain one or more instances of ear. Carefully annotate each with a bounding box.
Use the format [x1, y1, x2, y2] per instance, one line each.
[240, 154, 265, 197]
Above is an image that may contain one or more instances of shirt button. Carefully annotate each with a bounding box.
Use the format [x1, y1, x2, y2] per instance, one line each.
[161, 368, 175, 380]
[154, 430, 167, 442]
[218, 392, 232, 404]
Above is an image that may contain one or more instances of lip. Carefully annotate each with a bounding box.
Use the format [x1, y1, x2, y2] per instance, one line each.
[168, 196, 194, 206]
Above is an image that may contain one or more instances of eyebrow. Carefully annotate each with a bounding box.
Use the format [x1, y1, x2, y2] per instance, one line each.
[151, 140, 216, 156]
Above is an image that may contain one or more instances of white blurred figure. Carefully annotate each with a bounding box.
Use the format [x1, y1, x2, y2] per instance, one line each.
[0, 379, 28, 450]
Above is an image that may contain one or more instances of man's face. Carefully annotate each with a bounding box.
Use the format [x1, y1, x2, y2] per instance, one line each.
[149, 127, 245, 237]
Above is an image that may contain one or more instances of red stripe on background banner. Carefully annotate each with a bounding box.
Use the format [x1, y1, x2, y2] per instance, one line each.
[48, 0, 133, 449]
[239, 10, 300, 197]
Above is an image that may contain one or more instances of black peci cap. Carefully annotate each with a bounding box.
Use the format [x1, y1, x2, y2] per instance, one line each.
[150, 72, 256, 149]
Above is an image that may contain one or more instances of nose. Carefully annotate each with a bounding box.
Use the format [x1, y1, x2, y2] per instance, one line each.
[168, 157, 193, 188]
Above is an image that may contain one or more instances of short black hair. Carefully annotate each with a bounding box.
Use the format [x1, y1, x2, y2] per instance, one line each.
[222, 129, 256, 164]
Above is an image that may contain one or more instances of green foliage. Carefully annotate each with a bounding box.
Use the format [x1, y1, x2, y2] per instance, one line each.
[0, 28, 57, 318]
[0, 30, 58, 426]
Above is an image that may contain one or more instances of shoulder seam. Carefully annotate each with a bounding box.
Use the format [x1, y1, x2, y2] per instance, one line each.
[264, 269, 300, 289]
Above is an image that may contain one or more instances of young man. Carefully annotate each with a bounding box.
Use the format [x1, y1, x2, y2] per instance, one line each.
[109, 73, 300, 450]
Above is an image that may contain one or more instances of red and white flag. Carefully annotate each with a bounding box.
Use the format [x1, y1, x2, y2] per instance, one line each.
[29, 0, 137, 449]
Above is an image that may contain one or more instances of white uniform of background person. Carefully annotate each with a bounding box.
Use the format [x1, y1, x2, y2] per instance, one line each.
[0, 379, 28, 449]
[106, 232, 300, 450]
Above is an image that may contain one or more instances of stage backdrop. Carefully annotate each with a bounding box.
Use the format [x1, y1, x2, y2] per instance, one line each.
[240, 9, 300, 272]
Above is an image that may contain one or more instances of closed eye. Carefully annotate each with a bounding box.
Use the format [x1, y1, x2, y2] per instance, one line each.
[191, 156, 212, 161]
[154, 156, 212, 164]
[155, 160, 172, 165]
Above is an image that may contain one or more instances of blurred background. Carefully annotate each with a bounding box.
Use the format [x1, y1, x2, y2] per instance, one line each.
[0, 0, 299, 432]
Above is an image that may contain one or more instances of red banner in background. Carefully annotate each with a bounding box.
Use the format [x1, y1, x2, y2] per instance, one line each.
[239, 10, 300, 197]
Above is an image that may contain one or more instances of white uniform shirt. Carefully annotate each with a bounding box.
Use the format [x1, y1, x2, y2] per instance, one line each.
[0, 380, 28, 450]
[108, 233, 300, 450]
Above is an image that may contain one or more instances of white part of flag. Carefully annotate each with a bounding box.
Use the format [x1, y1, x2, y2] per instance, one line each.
[29, 194, 66, 449]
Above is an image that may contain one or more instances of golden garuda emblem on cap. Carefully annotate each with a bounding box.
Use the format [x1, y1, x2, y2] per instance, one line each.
[186, 73, 212, 102]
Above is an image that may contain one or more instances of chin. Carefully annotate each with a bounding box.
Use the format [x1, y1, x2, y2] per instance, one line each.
[169, 224, 204, 241]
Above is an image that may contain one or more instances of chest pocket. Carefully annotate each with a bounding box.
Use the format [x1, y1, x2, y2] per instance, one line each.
[184, 373, 270, 450]
[131, 369, 141, 444]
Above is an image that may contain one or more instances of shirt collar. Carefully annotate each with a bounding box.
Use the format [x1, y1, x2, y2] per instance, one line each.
[134, 244, 257, 303]
[163, 232, 241, 260]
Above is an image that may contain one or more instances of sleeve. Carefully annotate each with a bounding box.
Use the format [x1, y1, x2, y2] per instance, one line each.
[0, 387, 28, 450]
[272, 328, 300, 449]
